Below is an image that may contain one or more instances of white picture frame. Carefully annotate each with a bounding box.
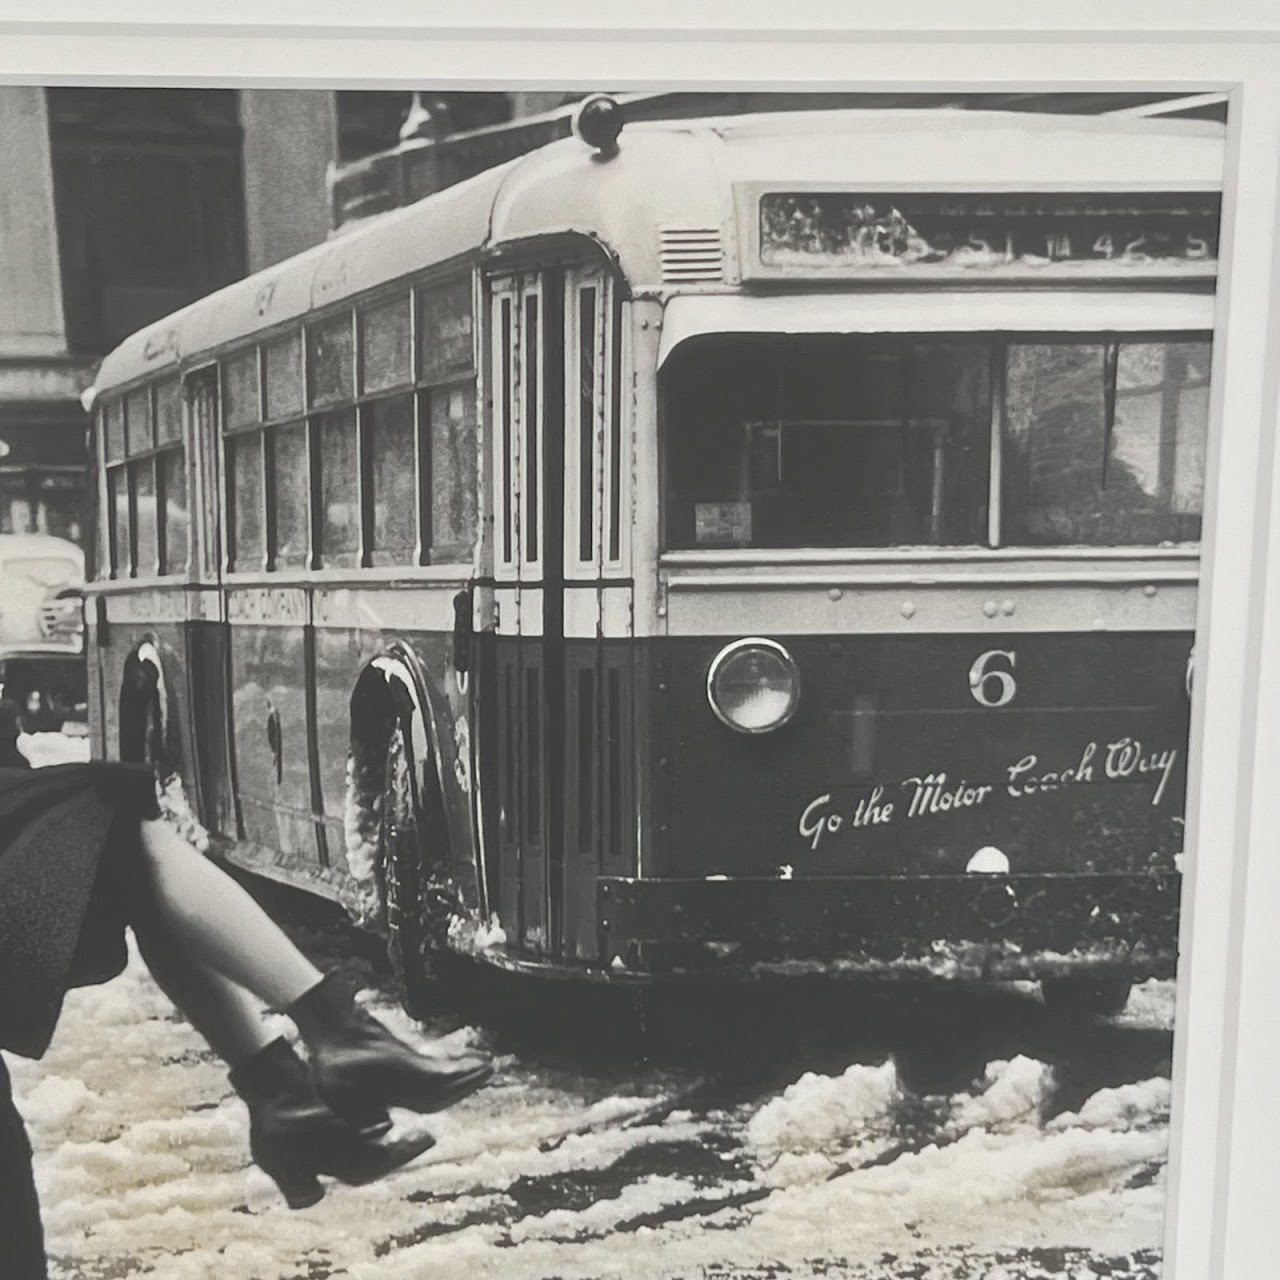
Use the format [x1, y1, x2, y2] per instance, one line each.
[2, 4, 1278, 1276]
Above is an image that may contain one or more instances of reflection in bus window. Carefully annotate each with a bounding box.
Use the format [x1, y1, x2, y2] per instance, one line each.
[264, 333, 304, 421]
[662, 335, 991, 549]
[157, 449, 189, 575]
[430, 386, 478, 562]
[319, 410, 359, 565]
[132, 459, 157, 576]
[365, 394, 416, 563]
[1003, 341, 1209, 546]
[228, 433, 264, 571]
[308, 316, 354, 409]
[272, 422, 309, 569]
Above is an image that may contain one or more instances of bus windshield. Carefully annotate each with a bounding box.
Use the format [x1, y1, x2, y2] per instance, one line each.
[661, 333, 1210, 550]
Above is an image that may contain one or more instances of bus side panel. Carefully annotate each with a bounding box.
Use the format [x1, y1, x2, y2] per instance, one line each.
[228, 620, 323, 869]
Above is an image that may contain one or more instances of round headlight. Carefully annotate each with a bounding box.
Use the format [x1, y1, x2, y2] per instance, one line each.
[707, 638, 800, 734]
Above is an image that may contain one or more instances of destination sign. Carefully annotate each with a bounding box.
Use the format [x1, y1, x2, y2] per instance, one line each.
[758, 192, 1221, 276]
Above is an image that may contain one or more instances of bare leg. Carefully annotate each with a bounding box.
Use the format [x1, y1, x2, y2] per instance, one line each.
[131, 907, 278, 1066]
[136, 818, 323, 1011]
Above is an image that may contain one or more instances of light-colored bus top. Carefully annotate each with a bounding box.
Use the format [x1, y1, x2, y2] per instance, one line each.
[92, 108, 1225, 399]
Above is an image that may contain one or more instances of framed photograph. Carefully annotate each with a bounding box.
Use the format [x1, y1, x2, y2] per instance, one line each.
[1, 6, 1278, 1279]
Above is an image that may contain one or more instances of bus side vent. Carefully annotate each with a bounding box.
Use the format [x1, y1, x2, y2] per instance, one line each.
[659, 227, 724, 283]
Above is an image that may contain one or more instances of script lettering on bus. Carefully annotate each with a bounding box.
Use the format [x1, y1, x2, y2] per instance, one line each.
[796, 736, 1180, 852]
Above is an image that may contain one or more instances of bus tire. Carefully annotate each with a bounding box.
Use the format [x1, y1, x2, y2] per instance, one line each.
[1039, 976, 1133, 1019]
[380, 720, 446, 1019]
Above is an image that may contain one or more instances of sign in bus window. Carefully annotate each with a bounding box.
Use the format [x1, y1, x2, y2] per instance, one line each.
[662, 335, 990, 549]
[223, 350, 260, 431]
[359, 296, 412, 395]
[318, 409, 359, 565]
[418, 275, 475, 384]
[157, 448, 189, 575]
[271, 422, 309, 569]
[308, 315, 355, 409]
[228, 432, 264, 571]
[264, 333, 304, 421]
[1002, 340, 1209, 546]
[365, 394, 417, 562]
[430, 385, 478, 562]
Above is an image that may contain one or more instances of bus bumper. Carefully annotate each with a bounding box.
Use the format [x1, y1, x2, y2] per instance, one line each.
[595, 872, 1181, 981]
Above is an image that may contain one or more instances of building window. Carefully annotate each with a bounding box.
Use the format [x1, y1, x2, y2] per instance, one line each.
[48, 87, 247, 356]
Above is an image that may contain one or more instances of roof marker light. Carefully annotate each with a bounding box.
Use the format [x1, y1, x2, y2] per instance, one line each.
[572, 94, 624, 156]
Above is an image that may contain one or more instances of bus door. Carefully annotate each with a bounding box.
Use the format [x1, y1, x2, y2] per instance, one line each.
[484, 265, 632, 961]
[182, 365, 238, 837]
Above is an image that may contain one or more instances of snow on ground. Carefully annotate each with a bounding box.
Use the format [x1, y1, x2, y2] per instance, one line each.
[5, 940, 1178, 1280]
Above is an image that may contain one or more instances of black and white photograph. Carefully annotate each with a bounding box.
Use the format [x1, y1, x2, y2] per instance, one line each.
[1, 16, 1278, 1277]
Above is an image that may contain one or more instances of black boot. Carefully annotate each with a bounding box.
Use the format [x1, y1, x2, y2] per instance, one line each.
[286, 973, 494, 1136]
[227, 1037, 436, 1210]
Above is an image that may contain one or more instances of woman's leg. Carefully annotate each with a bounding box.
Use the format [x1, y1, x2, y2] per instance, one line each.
[130, 906, 277, 1066]
[136, 818, 323, 1011]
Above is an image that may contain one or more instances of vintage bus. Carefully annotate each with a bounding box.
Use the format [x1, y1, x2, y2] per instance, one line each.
[85, 101, 1219, 1017]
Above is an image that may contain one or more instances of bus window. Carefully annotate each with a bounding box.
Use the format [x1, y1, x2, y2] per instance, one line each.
[108, 466, 129, 576]
[155, 376, 182, 445]
[429, 385, 478, 562]
[359, 295, 412, 394]
[156, 447, 188, 575]
[223, 350, 260, 430]
[308, 314, 355, 409]
[264, 333, 304, 421]
[364, 393, 417, 564]
[1002, 340, 1209, 546]
[271, 420, 309, 569]
[125, 388, 152, 455]
[104, 400, 126, 467]
[227, 431, 265, 571]
[132, 457, 158, 576]
[418, 275, 474, 384]
[318, 409, 359, 565]
[662, 334, 990, 549]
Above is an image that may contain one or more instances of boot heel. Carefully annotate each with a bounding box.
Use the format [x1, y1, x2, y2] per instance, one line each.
[260, 1162, 324, 1210]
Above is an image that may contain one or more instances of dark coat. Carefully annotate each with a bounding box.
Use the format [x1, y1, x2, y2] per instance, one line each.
[0, 761, 160, 1060]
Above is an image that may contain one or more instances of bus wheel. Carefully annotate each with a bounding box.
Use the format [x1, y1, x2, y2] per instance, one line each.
[380, 721, 444, 1019]
[1039, 976, 1133, 1019]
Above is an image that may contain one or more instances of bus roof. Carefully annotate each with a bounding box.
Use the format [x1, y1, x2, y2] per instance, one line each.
[92, 108, 1225, 398]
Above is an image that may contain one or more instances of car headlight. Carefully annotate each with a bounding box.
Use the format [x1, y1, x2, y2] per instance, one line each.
[706, 638, 800, 734]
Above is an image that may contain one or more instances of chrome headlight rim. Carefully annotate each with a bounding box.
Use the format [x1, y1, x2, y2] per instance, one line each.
[705, 636, 801, 735]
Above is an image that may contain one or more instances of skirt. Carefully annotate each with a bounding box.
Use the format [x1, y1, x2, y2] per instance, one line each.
[0, 761, 160, 1061]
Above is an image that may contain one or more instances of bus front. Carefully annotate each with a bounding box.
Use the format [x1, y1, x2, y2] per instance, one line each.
[598, 127, 1218, 1011]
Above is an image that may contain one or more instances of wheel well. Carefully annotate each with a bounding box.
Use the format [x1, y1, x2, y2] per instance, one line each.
[119, 641, 178, 773]
[344, 654, 449, 929]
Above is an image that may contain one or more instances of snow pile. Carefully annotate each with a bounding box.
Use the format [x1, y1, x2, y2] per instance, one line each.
[948, 1055, 1056, 1135]
[746, 1059, 900, 1155]
[1047, 1078, 1171, 1134]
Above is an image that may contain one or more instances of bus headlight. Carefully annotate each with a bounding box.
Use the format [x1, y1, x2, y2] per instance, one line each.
[706, 638, 800, 734]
